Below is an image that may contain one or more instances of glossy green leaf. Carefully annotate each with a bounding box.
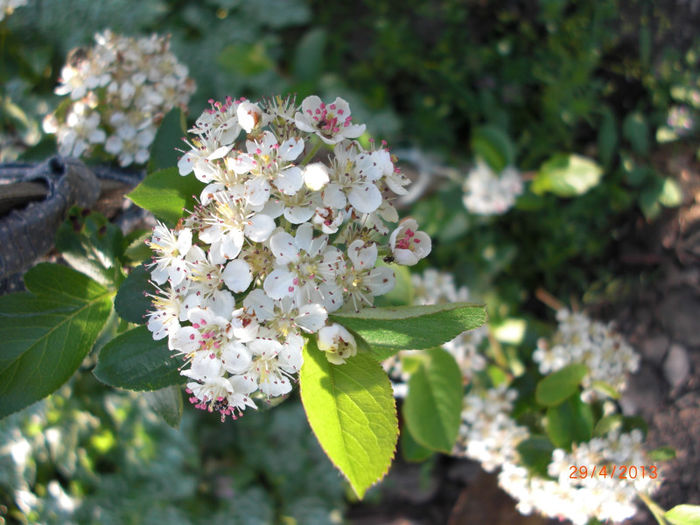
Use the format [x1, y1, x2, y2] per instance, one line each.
[532, 154, 603, 197]
[144, 386, 183, 428]
[665, 504, 700, 525]
[403, 348, 463, 453]
[535, 363, 588, 406]
[299, 339, 398, 499]
[545, 395, 594, 450]
[127, 167, 204, 226]
[330, 302, 487, 351]
[93, 325, 184, 391]
[148, 107, 186, 173]
[471, 125, 515, 172]
[114, 265, 151, 324]
[0, 264, 112, 418]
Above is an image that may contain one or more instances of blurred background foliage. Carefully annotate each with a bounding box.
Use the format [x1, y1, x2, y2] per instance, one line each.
[1, 0, 698, 522]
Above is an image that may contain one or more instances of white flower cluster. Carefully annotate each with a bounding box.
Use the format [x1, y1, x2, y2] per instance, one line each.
[462, 159, 523, 215]
[455, 379, 661, 524]
[0, 0, 26, 21]
[455, 384, 529, 472]
[43, 30, 195, 166]
[146, 94, 431, 420]
[500, 430, 662, 525]
[533, 309, 640, 401]
[383, 269, 488, 397]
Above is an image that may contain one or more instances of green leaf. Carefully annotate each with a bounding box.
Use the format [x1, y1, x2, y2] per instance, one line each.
[623, 112, 649, 155]
[590, 379, 620, 400]
[330, 302, 487, 351]
[0, 264, 112, 418]
[593, 414, 623, 437]
[648, 446, 677, 462]
[55, 207, 124, 289]
[597, 107, 618, 167]
[299, 339, 398, 499]
[471, 125, 515, 172]
[218, 42, 275, 76]
[148, 108, 186, 173]
[403, 348, 463, 453]
[532, 154, 603, 197]
[665, 505, 700, 525]
[659, 177, 683, 207]
[292, 28, 326, 84]
[545, 395, 594, 450]
[122, 229, 152, 263]
[516, 435, 555, 477]
[114, 265, 152, 325]
[93, 325, 184, 391]
[127, 167, 204, 226]
[400, 424, 434, 462]
[535, 364, 588, 406]
[144, 386, 183, 428]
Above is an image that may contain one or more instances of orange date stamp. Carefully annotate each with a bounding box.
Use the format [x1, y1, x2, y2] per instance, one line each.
[569, 465, 658, 480]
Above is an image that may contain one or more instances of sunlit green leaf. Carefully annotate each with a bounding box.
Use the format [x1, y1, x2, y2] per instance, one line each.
[330, 302, 487, 351]
[299, 339, 398, 499]
[127, 167, 203, 226]
[532, 154, 603, 197]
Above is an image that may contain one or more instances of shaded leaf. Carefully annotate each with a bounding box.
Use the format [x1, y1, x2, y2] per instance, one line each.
[471, 125, 515, 172]
[144, 386, 183, 428]
[516, 435, 555, 477]
[114, 264, 151, 324]
[400, 424, 434, 462]
[623, 112, 649, 155]
[55, 207, 124, 289]
[93, 325, 184, 391]
[545, 395, 593, 450]
[148, 108, 186, 173]
[403, 348, 463, 453]
[299, 339, 398, 499]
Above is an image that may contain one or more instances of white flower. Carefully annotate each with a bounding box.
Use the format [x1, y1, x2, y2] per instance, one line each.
[303, 162, 330, 191]
[389, 218, 431, 266]
[146, 93, 431, 420]
[317, 323, 357, 365]
[237, 100, 266, 133]
[294, 95, 366, 144]
[46, 30, 195, 166]
[148, 222, 192, 286]
[342, 240, 395, 311]
[462, 160, 523, 216]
